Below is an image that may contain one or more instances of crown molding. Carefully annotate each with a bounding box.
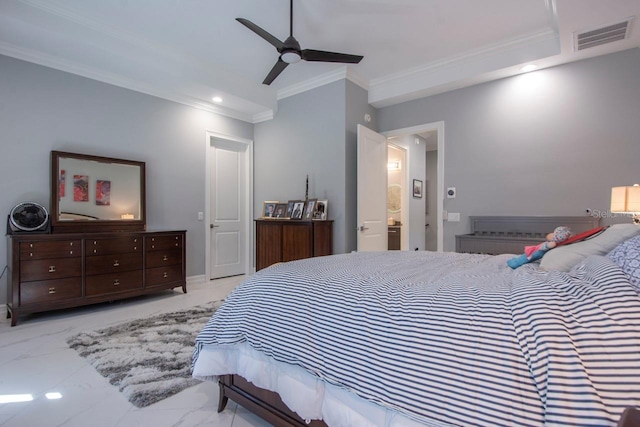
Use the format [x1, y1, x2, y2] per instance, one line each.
[252, 110, 275, 123]
[368, 28, 560, 108]
[276, 66, 369, 101]
[345, 68, 369, 91]
[0, 41, 261, 123]
[277, 68, 348, 100]
[370, 29, 557, 88]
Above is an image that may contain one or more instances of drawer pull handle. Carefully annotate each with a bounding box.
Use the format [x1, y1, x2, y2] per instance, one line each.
[30, 243, 34, 248]
[70, 242, 73, 246]
[48, 266, 56, 273]
[152, 245, 155, 249]
[175, 243, 179, 246]
[113, 279, 120, 286]
[48, 287, 56, 294]
[93, 249, 97, 254]
[163, 255, 169, 261]
[134, 238, 138, 243]
[113, 260, 120, 267]
[93, 241, 97, 245]
[134, 246, 137, 251]
[30, 253, 33, 257]
[69, 250, 73, 255]
[163, 272, 168, 278]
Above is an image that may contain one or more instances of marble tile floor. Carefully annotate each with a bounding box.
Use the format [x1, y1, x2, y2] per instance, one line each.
[0, 275, 272, 427]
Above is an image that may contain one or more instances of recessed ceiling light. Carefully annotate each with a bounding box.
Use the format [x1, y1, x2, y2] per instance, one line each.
[212, 96, 223, 103]
[0, 394, 33, 403]
[520, 64, 538, 73]
[45, 392, 63, 400]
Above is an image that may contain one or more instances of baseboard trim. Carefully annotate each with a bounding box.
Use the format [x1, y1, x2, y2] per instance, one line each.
[187, 275, 206, 286]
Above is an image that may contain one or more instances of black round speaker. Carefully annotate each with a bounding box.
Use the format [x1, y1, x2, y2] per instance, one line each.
[8, 202, 49, 232]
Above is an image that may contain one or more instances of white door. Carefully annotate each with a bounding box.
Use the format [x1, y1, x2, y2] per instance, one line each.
[210, 144, 247, 278]
[357, 124, 388, 252]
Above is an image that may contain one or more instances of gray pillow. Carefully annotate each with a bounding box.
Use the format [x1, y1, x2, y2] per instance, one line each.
[540, 224, 640, 272]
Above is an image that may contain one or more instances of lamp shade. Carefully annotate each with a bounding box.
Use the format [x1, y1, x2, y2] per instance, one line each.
[611, 185, 640, 213]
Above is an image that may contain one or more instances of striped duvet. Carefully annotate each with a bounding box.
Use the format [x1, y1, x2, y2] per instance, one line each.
[193, 251, 640, 426]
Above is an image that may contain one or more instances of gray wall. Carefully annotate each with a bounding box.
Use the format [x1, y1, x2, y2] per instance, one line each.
[377, 48, 640, 251]
[254, 79, 376, 255]
[0, 55, 253, 304]
[254, 80, 348, 253]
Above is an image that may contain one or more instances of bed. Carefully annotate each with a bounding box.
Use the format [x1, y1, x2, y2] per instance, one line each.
[192, 220, 640, 427]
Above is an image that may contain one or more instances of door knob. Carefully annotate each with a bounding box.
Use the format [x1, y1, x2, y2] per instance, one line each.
[359, 225, 369, 232]
[210, 224, 220, 229]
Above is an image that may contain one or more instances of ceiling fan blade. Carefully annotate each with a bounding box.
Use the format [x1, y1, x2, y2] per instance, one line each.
[236, 18, 284, 51]
[301, 49, 363, 64]
[263, 59, 289, 85]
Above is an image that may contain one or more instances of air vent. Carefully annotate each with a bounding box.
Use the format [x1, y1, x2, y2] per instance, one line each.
[574, 18, 633, 51]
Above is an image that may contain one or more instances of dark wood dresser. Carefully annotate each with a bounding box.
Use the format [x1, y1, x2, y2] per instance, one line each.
[255, 220, 333, 271]
[6, 230, 186, 326]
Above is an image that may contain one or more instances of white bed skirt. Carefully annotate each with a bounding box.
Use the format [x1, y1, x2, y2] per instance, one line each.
[193, 342, 450, 427]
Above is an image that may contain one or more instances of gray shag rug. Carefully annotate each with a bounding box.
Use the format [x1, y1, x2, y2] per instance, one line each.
[67, 302, 220, 408]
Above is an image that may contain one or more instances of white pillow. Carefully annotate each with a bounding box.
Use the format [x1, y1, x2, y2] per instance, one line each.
[540, 223, 640, 272]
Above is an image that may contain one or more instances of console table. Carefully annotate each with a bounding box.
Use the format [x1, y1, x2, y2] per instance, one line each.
[255, 220, 333, 271]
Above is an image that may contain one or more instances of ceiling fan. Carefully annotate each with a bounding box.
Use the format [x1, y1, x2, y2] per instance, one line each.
[237, 0, 364, 85]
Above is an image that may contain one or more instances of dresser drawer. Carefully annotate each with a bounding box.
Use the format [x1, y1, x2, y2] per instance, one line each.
[20, 277, 82, 305]
[86, 270, 143, 296]
[85, 236, 141, 256]
[21, 257, 82, 282]
[145, 249, 182, 268]
[145, 234, 183, 251]
[146, 265, 183, 287]
[86, 253, 143, 275]
[20, 240, 81, 260]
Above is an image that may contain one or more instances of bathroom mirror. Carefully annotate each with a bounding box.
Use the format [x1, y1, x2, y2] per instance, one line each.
[50, 151, 146, 233]
[387, 184, 402, 214]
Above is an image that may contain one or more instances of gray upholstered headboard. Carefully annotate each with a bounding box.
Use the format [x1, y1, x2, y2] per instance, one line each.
[456, 216, 601, 255]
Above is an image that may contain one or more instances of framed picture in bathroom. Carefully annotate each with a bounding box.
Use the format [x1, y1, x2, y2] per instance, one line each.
[413, 179, 423, 198]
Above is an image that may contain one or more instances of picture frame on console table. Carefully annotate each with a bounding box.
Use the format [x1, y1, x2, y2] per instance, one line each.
[274, 203, 287, 218]
[262, 201, 278, 218]
[303, 199, 317, 220]
[286, 200, 296, 218]
[313, 199, 328, 220]
[290, 201, 305, 220]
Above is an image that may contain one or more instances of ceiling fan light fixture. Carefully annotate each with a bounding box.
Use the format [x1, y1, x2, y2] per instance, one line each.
[237, 0, 363, 84]
[281, 51, 302, 64]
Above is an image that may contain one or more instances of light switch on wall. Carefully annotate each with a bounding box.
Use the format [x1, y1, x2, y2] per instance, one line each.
[448, 212, 460, 222]
[197, 212, 204, 221]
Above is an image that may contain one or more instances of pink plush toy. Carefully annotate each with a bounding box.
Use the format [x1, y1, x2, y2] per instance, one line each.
[507, 226, 572, 269]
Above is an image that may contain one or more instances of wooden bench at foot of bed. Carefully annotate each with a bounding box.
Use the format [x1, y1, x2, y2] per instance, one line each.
[455, 216, 601, 255]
